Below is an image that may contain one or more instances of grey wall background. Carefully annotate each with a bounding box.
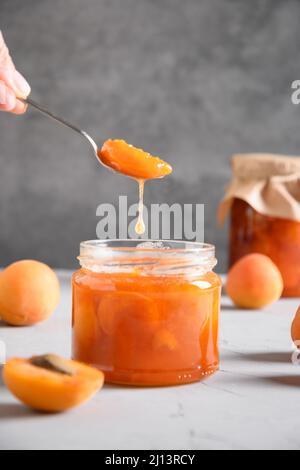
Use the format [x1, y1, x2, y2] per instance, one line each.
[0, 0, 300, 272]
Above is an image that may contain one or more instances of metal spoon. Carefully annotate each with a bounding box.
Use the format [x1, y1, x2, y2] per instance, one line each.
[21, 97, 106, 168]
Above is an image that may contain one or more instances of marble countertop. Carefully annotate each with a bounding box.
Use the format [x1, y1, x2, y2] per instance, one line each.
[0, 272, 299, 450]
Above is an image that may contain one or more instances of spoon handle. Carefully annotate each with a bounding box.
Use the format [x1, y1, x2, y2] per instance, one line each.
[23, 97, 85, 136]
[22, 97, 99, 155]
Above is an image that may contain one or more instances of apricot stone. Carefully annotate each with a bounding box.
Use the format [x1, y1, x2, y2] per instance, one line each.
[0, 260, 60, 326]
[226, 254, 283, 309]
[291, 307, 300, 347]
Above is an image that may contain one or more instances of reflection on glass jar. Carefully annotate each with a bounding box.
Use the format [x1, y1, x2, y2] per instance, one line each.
[72, 240, 221, 386]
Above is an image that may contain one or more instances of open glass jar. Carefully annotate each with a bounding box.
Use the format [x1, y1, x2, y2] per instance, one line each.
[72, 240, 221, 386]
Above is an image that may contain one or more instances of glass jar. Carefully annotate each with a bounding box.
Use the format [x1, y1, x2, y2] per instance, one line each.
[230, 198, 300, 297]
[72, 240, 221, 386]
[219, 154, 300, 298]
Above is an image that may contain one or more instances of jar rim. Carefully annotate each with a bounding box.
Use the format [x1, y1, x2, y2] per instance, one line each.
[80, 239, 215, 254]
[79, 240, 217, 276]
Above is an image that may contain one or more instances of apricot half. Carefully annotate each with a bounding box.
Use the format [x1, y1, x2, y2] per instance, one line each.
[153, 329, 178, 351]
[0, 260, 60, 326]
[226, 254, 283, 309]
[3, 355, 104, 413]
[99, 139, 173, 180]
[291, 307, 300, 348]
[98, 291, 160, 335]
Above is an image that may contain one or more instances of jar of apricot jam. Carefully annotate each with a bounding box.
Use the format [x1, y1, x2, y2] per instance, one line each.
[230, 199, 300, 297]
[72, 240, 221, 386]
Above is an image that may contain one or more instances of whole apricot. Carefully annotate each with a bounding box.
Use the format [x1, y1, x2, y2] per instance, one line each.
[291, 307, 300, 347]
[0, 260, 60, 326]
[226, 254, 283, 309]
[3, 355, 104, 413]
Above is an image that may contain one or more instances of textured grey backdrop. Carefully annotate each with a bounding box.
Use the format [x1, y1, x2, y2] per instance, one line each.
[0, 0, 300, 271]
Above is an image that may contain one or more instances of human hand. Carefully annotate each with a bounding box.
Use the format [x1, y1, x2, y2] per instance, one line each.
[0, 31, 31, 114]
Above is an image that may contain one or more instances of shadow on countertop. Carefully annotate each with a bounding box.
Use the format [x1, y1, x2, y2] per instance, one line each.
[222, 348, 294, 364]
[220, 301, 265, 313]
[220, 304, 239, 312]
[241, 352, 293, 364]
[0, 403, 35, 419]
[264, 375, 300, 388]
[221, 303, 271, 313]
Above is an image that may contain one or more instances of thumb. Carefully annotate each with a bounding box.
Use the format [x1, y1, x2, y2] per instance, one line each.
[0, 67, 31, 99]
[0, 31, 31, 99]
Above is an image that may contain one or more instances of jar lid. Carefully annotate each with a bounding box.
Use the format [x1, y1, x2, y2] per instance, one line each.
[218, 154, 300, 224]
[232, 154, 300, 179]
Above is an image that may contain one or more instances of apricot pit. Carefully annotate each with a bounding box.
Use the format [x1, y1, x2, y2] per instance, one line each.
[30, 354, 76, 376]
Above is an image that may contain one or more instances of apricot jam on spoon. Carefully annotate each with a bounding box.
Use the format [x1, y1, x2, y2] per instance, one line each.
[98, 139, 173, 235]
[98, 139, 173, 180]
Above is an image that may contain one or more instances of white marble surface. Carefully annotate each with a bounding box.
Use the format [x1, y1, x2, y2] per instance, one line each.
[0, 272, 300, 450]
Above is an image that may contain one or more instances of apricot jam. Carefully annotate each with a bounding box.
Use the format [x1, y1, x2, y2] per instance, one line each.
[230, 199, 300, 297]
[72, 241, 221, 386]
[99, 140, 173, 180]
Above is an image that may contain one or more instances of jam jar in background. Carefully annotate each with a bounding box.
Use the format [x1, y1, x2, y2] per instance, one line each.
[219, 154, 300, 297]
